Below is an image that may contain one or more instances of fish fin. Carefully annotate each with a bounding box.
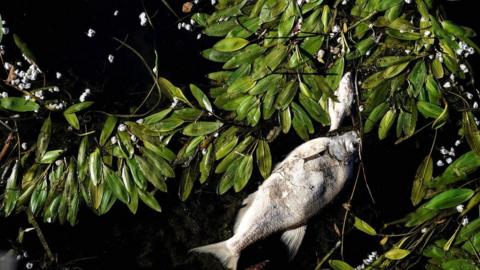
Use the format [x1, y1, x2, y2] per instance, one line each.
[233, 191, 257, 233]
[280, 225, 306, 260]
[190, 241, 239, 270]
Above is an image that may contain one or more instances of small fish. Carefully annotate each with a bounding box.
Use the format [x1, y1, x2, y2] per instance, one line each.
[328, 72, 354, 131]
[191, 131, 360, 270]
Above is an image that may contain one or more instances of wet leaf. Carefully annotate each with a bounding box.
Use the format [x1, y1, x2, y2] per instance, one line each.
[103, 166, 129, 204]
[405, 206, 439, 227]
[99, 116, 117, 146]
[190, 84, 213, 112]
[88, 148, 102, 186]
[224, 44, 266, 69]
[411, 156, 433, 206]
[275, 81, 298, 110]
[378, 109, 396, 140]
[158, 77, 191, 106]
[424, 188, 474, 210]
[63, 113, 80, 130]
[182, 121, 223, 136]
[144, 108, 172, 124]
[280, 107, 292, 134]
[0, 97, 40, 112]
[234, 155, 253, 192]
[417, 101, 443, 119]
[441, 259, 478, 270]
[179, 163, 199, 201]
[385, 249, 410, 260]
[138, 189, 162, 212]
[13, 34, 37, 64]
[39, 150, 64, 164]
[77, 136, 89, 180]
[215, 128, 239, 160]
[328, 260, 354, 270]
[199, 144, 213, 183]
[64, 101, 94, 114]
[354, 216, 377, 236]
[136, 155, 168, 191]
[218, 157, 242, 195]
[408, 61, 427, 95]
[227, 76, 256, 94]
[213, 37, 249, 52]
[326, 57, 345, 90]
[36, 116, 52, 162]
[30, 179, 48, 215]
[215, 136, 254, 173]
[256, 140, 272, 179]
[4, 161, 20, 217]
[143, 141, 176, 162]
[126, 158, 147, 190]
[456, 218, 480, 244]
[364, 102, 388, 133]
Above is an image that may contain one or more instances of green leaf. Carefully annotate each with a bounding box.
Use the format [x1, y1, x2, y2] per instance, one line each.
[362, 71, 385, 89]
[13, 34, 37, 64]
[99, 116, 118, 146]
[199, 145, 214, 183]
[138, 189, 162, 212]
[39, 150, 64, 164]
[144, 108, 172, 124]
[292, 102, 314, 140]
[0, 97, 40, 112]
[326, 57, 345, 90]
[151, 117, 184, 133]
[136, 155, 168, 192]
[215, 136, 254, 173]
[88, 148, 102, 186]
[424, 189, 474, 210]
[463, 111, 480, 157]
[190, 84, 213, 112]
[280, 107, 292, 134]
[36, 116, 52, 162]
[431, 151, 480, 187]
[417, 101, 443, 119]
[215, 130, 239, 161]
[328, 260, 354, 270]
[384, 249, 410, 260]
[223, 44, 266, 69]
[218, 157, 242, 195]
[103, 166, 130, 204]
[64, 101, 94, 114]
[353, 216, 377, 236]
[4, 161, 20, 217]
[411, 156, 433, 206]
[126, 158, 147, 190]
[213, 37, 249, 52]
[182, 121, 223, 136]
[408, 61, 427, 95]
[275, 81, 298, 110]
[456, 218, 480, 244]
[233, 155, 254, 192]
[30, 179, 48, 215]
[378, 109, 396, 140]
[179, 163, 199, 201]
[256, 140, 272, 179]
[158, 77, 191, 106]
[143, 141, 176, 162]
[441, 259, 478, 270]
[63, 113, 80, 130]
[227, 76, 256, 94]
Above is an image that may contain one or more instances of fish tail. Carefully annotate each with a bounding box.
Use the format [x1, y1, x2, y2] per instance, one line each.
[190, 241, 239, 270]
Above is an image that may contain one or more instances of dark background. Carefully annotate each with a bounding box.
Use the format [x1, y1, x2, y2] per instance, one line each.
[0, 1, 479, 269]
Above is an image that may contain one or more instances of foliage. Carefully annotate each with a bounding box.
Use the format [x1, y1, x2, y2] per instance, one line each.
[1, 0, 480, 268]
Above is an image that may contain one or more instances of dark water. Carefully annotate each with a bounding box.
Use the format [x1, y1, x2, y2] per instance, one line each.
[1, 1, 479, 269]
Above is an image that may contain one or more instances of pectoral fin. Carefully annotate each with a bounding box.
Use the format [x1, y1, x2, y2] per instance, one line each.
[280, 225, 306, 260]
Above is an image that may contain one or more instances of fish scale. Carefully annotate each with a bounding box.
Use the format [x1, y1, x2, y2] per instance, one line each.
[191, 131, 360, 270]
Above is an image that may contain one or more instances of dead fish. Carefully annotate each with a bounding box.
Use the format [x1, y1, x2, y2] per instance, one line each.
[191, 131, 360, 270]
[328, 72, 354, 131]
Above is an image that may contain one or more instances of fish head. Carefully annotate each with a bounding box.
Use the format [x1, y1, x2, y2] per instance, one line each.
[327, 131, 360, 160]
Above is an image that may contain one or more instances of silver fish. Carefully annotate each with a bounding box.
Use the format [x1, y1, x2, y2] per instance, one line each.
[191, 131, 360, 270]
[328, 72, 354, 131]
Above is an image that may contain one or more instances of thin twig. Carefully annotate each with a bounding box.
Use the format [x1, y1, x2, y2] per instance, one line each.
[26, 209, 55, 263]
